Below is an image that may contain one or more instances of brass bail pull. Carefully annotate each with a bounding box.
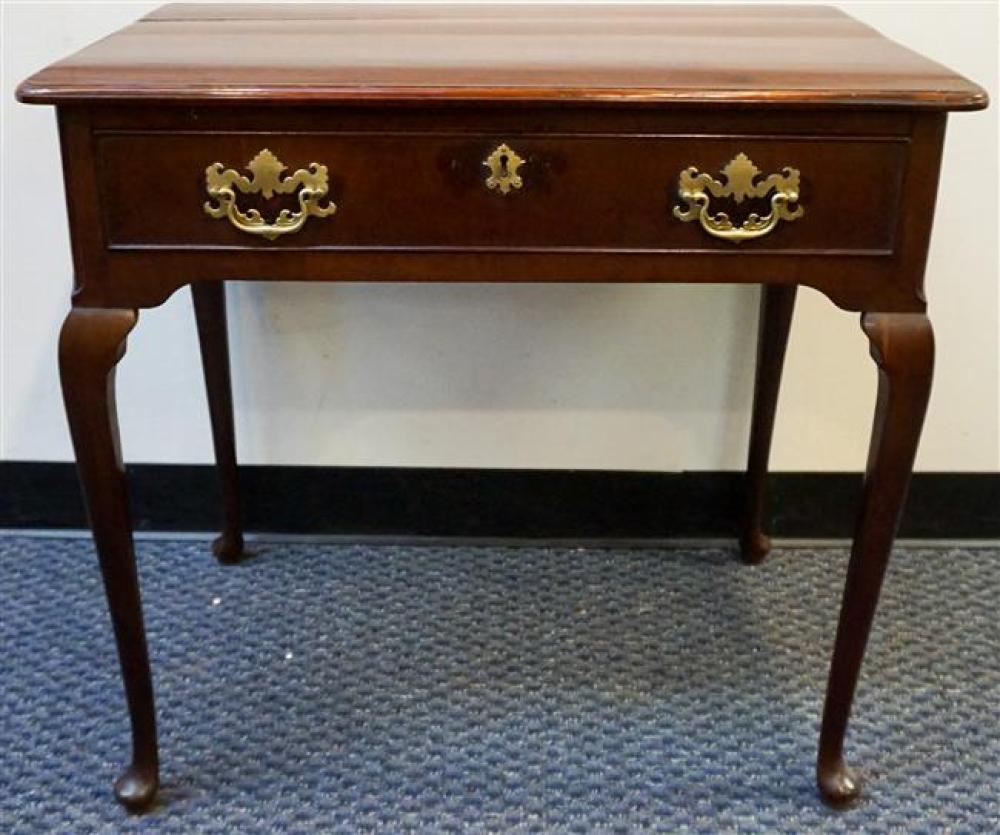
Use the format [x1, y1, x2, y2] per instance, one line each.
[673, 152, 804, 243]
[203, 148, 337, 240]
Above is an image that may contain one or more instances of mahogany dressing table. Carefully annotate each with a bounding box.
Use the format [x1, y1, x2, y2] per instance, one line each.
[16, 3, 988, 813]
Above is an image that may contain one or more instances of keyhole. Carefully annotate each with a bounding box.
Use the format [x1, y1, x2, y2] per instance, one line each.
[498, 154, 509, 175]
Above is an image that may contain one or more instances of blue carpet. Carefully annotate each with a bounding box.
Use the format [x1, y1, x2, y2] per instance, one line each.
[1, 536, 997, 833]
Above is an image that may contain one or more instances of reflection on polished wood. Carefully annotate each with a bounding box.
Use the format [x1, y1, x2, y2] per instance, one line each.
[18, 4, 988, 109]
[17, 2, 988, 813]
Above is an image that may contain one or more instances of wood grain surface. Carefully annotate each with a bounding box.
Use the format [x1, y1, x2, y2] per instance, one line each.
[16, 4, 988, 109]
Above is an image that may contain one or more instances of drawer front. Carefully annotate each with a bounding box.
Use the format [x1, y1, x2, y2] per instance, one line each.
[97, 132, 906, 254]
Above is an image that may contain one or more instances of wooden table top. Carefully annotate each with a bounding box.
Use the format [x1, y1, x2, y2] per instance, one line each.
[17, 3, 987, 110]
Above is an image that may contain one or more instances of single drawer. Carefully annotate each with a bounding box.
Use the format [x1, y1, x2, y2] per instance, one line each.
[96, 131, 907, 255]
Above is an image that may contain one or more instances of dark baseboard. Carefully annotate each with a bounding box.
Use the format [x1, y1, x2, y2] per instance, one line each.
[2, 462, 997, 540]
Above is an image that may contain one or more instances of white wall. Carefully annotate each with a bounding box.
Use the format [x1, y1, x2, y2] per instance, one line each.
[2, 1, 997, 471]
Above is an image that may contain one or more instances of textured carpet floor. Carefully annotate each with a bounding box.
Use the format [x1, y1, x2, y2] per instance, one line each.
[1, 536, 997, 833]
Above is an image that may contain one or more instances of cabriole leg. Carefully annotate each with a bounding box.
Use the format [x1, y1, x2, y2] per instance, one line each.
[817, 312, 934, 804]
[59, 307, 159, 812]
[191, 281, 245, 563]
[741, 284, 797, 563]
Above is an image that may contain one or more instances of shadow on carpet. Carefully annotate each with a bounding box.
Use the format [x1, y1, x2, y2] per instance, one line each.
[1, 536, 997, 833]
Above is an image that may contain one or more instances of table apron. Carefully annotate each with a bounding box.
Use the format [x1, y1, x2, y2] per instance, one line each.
[56, 106, 947, 314]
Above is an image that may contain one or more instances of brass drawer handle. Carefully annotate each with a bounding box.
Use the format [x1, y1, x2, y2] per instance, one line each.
[484, 143, 525, 195]
[673, 153, 803, 243]
[204, 149, 336, 240]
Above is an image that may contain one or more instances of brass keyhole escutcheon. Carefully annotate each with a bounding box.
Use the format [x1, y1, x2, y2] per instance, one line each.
[484, 143, 525, 195]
